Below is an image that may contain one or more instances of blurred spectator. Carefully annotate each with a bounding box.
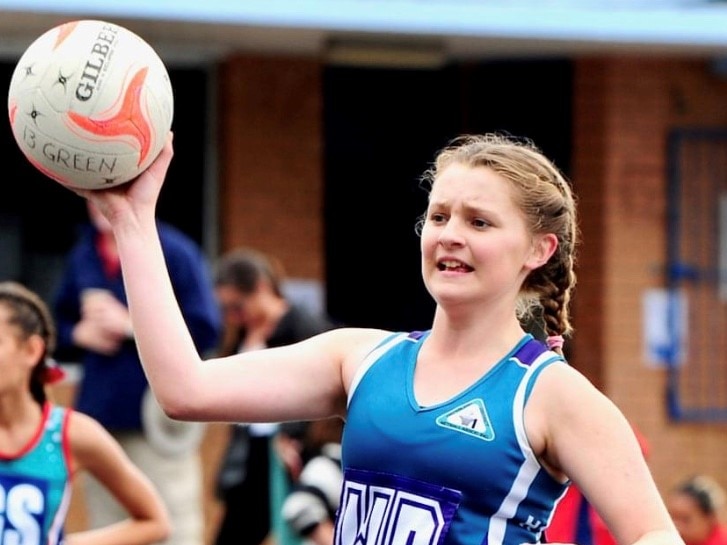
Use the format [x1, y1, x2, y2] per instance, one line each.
[52, 201, 221, 545]
[212, 247, 337, 545]
[0, 280, 171, 545]
[278, 418, 344, 545]
[668, 475, 727, 545]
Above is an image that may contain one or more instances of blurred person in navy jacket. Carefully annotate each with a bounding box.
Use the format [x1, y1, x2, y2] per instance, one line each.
[52, 201, 221, 545]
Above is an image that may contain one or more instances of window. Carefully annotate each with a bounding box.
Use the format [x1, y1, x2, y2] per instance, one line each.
[666, 129, 727, 421]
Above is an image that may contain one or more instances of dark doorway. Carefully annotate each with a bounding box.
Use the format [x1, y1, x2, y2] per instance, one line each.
[323, 59, 573, 331]
[0, 62, 210, 302]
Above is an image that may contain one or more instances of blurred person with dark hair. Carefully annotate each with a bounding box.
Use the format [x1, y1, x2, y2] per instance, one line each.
[668, 476, 727, 545]
[213, 248, 336, 545]
[0, 281, 171, 545]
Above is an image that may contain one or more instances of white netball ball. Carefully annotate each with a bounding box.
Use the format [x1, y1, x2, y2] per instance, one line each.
[7, 19, 174, 190]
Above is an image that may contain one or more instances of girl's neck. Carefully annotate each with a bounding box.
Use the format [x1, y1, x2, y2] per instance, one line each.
[0, 394, 44, 454]
[428, 305, 526, 359]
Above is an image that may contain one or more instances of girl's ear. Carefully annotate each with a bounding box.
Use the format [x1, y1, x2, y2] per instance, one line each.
[526, 233, 559, 271]
[22, 334, 46, 370]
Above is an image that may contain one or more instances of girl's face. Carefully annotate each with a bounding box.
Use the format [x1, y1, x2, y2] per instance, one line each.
[215, 284, 268, 329]
[420, 163, 553, 310]
[0, 306, 35, 395]
[668, 492, 716, 545]
[216, 285, 254, 328]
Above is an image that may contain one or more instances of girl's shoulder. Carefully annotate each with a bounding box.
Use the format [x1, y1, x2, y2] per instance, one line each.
[319, 327, 398, 386]
[64, 409, 114, 461]
[319, 326, 396, 352]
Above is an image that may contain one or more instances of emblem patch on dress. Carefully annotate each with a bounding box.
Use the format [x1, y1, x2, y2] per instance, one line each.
[435, 399, 495, 440]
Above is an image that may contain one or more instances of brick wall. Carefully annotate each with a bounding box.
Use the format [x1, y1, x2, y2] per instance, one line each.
[573, 56, 727, 495]
[217, 54, 325, 279]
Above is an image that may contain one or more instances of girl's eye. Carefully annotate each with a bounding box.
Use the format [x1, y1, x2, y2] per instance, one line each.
[472, 218, 490, 228]
[430, 213, 447, 224]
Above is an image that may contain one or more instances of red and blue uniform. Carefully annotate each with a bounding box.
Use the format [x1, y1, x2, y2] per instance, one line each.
[0, 404, 72, 545]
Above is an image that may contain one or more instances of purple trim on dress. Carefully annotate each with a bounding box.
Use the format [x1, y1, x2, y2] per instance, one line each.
[512, 339, 548, 367]
[344, 468, 462, 504]
[340, 468, 462, 545]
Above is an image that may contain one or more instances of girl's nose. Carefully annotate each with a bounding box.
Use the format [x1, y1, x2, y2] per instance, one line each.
[438, 218, 465, 247]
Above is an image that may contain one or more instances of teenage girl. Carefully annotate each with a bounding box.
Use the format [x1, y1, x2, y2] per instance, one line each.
[0, 281, 170, 545]
[80, 133, 683, 545]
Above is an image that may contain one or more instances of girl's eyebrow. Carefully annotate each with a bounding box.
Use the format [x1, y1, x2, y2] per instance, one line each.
[461, 202, 496, 216]
[426, 195, 451, 206]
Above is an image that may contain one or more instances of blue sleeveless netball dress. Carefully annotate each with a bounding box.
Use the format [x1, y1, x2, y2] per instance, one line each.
[338, 331, 569, 545]
[0, 403, 72, 545]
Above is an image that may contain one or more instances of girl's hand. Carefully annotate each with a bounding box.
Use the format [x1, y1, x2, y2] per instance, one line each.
[75, 132, 174, 228]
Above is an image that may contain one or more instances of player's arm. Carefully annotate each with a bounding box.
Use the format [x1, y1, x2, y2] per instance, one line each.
[171, 325, 390, 423]
[525, 364, 683, 545]
[84, 139, 390, 426]
[64, 411, 171, 545]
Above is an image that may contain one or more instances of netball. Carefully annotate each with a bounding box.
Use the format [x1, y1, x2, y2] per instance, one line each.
[7, 19, 174, 190]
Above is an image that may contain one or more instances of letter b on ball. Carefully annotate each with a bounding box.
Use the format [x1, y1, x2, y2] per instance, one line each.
[7, 19, 174, 190]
